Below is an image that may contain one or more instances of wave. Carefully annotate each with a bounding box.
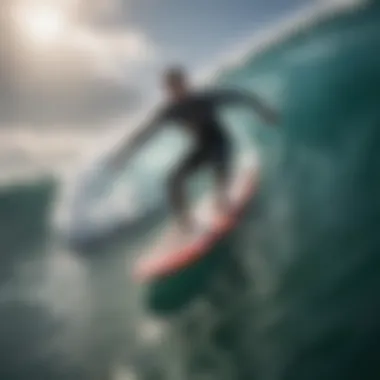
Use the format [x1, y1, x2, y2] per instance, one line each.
[0, 176, 57, 252]
[56, 0, 367, 248]
[198, 0, 366, 84]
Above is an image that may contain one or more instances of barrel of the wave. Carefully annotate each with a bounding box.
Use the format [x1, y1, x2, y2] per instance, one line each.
[132, 157, 258, 315]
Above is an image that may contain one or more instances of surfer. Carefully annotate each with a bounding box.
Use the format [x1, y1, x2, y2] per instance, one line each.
[112, 66, 278, 231]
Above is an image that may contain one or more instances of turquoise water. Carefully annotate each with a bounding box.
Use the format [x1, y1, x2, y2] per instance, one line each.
[1, 3, 380, 380]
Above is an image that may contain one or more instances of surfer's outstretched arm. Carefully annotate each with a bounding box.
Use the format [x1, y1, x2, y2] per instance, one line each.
[108, 109, 169, 169]
[215, 88, 279, 125]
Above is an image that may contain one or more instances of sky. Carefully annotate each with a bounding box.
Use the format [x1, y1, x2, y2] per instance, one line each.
[0, 0, 316, 179]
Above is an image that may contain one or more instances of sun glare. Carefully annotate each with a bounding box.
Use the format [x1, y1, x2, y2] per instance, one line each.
[14, 5, 66, 46]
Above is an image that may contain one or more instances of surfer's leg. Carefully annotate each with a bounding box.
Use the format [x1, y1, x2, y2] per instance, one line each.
[168, 148, 206, 231]
[213, 139, 232, 215]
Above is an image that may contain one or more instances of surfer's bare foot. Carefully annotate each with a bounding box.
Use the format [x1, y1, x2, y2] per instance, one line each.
[214, 196, 234, 229]
[215, 196, 233, 217]
[177, 214, 194, 233]
[176, 215, 208, 239]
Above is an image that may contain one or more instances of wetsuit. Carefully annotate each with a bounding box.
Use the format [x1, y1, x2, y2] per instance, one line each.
[152, 89, 252, 223]
[161, 91, 232, 198]
[122, 88, 273, 226]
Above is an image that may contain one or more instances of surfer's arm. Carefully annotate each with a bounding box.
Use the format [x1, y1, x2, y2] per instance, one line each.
[128, 111, 168, 154]
[108, 109, 169, 169]
[215, 89, 279, 125]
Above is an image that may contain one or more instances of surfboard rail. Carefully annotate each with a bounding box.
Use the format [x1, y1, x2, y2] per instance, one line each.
[133, 160, 259, 283]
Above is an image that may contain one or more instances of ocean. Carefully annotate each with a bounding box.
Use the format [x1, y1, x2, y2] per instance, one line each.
[1, 1, 380, 380]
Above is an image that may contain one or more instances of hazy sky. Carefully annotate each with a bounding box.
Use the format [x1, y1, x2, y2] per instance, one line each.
[0, 0, 322, 179]
[0, 0, 313, 128]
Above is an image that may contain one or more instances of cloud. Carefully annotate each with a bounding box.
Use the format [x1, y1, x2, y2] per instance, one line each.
[70, 27, 156, 81]
[0, 0, 157, 127]
[0, 127, 110, 179]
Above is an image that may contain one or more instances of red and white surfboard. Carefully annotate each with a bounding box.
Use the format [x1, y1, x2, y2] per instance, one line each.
[133, 156, 259, 283]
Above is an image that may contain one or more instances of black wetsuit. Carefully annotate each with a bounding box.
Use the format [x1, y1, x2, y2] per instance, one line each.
[151, 89, 248, 222]
[126, 87, 263, 225]
[159, 91, 232, 182]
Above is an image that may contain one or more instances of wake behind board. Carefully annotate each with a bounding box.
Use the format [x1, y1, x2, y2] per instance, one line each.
[133, 158, 258, 283]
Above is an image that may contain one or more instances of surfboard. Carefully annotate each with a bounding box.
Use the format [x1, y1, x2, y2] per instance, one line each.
[133, 159, 258, 283]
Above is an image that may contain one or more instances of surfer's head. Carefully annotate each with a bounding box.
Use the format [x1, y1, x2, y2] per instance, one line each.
[163, 65, 189, 100]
